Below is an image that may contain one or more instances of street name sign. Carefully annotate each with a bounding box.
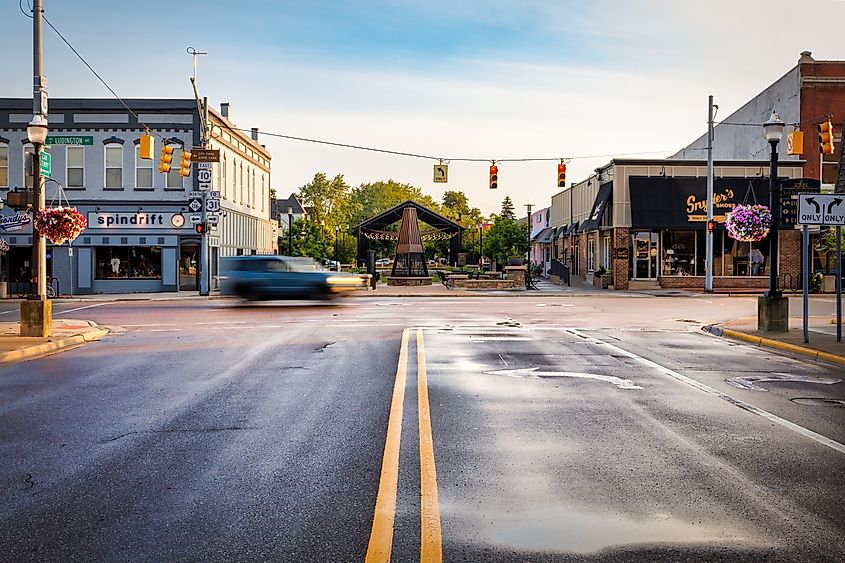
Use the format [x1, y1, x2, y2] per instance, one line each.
[45, 135, 93, 145]
[798, 193, 845, 226]
[39, 151, 51, 176]
[191, 149, 220, 163]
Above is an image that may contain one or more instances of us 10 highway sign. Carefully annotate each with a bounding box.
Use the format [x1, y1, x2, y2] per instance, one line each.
[798, 193, 845, 226]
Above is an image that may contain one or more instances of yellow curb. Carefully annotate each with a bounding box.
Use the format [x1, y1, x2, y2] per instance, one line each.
[0, 328, 109, 365]
[721, 328, 845, 366]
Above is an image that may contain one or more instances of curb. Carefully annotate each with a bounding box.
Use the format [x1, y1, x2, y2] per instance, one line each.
[0, 327, 110, 365]
[704, 325, 845, 366]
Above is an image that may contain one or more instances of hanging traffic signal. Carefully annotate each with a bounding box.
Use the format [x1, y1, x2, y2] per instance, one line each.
[818, 119, 835, 155]
[139, 133, 154, 160]
[557, 163, 567, 188]
[179, 150, 193, 177]
[489, 164, 498, 189]
[159, 145, 174, 173]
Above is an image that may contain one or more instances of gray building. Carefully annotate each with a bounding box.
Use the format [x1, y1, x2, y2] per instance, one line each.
[0, 98, 277, 294]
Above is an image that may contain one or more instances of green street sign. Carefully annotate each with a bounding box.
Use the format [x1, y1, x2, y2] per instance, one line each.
[45, 135, 93, 145]
[39, 151, 51, 176]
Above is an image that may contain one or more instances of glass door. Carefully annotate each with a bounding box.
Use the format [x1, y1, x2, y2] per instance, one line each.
[632, 231, 658, 280]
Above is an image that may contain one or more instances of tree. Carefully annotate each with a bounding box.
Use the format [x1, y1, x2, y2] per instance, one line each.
[500, 196, 516, 220]
[484, 216, 528, 266]
[289, 218, 331, 262]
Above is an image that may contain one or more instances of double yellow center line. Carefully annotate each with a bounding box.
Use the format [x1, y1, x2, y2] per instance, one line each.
[366, 328, 442, 563]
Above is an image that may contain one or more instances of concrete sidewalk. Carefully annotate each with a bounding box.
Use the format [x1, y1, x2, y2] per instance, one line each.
[707, 315, 845, 367]
[0, 319, 109, 365]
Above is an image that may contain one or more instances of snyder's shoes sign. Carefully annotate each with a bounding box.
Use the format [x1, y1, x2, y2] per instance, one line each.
[798, 194, 845, 226]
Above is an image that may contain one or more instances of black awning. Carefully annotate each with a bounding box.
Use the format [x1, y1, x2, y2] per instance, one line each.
[531, 227, 553, 243]
[580, 182, 612, 231]
[553, 225, 567, 239]
[564, 221, 579, 236]
[539, 228, 555, 243]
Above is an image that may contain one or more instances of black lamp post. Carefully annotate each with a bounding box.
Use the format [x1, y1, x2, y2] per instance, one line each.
[287, 206, 293, 256]
[763, 111, 784, 298]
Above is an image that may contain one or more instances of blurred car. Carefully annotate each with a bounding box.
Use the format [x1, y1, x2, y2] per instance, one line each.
[220, 256, 367, 300]
[375, 258, 392, 267]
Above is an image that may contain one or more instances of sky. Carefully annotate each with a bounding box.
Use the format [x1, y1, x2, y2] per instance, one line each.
[2, 0, 844, 216]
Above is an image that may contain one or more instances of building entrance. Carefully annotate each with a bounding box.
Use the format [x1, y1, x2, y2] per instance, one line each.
[632, 231, 658, 280]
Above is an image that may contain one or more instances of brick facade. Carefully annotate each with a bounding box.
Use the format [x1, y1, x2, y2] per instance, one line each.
[612, 227, 629, 290]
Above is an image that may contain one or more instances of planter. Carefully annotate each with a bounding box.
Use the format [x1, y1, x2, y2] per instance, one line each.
[725, 205, 771, 242]
[592, 274, 611, 289]
[33, 206, 87, 245]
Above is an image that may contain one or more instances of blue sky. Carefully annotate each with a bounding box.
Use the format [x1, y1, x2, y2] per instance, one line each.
[2, 0, 844, 214]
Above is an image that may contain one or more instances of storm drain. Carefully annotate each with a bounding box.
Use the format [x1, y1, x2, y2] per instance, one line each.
[790, 397, 845, 408]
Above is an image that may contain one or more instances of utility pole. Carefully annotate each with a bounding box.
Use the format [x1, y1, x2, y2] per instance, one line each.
[199, 96, 210, 296]
[21, 0, 51, 337]
[705, 95, 716, 293]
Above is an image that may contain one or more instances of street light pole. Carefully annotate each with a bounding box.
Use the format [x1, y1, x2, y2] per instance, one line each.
[21, 0, 51, 337]
[525, 203, 533, 268]
[287, 206, 293, 256]
[758, 110, 788, 332]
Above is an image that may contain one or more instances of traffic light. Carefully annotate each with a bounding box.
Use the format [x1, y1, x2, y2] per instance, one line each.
[195, 222, 207, 235]
[179, 150, 193, 177]
[557, 163, 567, 188]
[818, 119, 835, 155]
[159, 145, 174, 173]
[139, 134, 154, 160]
[489, 164, 498, 190]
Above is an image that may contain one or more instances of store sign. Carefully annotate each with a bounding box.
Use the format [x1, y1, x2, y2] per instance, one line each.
[630, 177, 769, 229]
[0, 212, 32, 232]
[87, 212, 187, 229]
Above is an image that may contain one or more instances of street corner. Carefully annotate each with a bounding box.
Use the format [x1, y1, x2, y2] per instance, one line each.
[705, 321, 845, 367]
[0, 319, 112, 366]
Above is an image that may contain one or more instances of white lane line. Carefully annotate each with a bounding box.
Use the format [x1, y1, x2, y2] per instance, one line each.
[0, 310, 17, 315]
[566, 328, 845, 455]
[55, 302, 109, 315]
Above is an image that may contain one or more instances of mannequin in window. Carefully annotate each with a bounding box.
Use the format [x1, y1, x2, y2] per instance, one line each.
[750, 247, 765, 276]
[110, 256, 121, 276]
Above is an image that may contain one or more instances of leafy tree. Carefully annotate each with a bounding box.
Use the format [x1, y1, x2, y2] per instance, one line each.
[348, 179, 439, 227]
[288, 218, 331, 261]
[500, 196, 516, 220]
[484, 216, 528, 266]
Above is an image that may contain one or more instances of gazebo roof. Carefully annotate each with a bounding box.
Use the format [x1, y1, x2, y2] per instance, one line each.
[352, 200, 463, 233]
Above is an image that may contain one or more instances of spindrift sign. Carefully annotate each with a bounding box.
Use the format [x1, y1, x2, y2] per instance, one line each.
[797, 194, 845, 226]
[87, 212, 187, 229]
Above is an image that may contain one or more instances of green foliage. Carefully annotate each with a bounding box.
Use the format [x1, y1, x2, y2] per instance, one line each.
[287, 219, 331, 261]
[484, 217, 528, 265]
[821, 228, 845, 255]
[810, 271, 824, 293]
[500, 196, 516, 220]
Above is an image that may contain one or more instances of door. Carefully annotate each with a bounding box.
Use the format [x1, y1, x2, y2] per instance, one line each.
[632, 231, 658, 280]
[179, 243, 199, 291]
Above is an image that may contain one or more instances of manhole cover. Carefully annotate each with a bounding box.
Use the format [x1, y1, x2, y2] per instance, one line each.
[790, 397, 845, 408]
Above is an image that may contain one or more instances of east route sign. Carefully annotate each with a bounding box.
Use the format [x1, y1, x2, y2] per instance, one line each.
[798, 193, 845, 226]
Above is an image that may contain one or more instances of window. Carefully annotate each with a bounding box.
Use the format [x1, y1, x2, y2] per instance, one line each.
[135, 144, 153, 188]
[95, 246, 162, 279]
[662, 230, 695, 276]
[587, 237, 595, 272]
[24, 145, 35, 189]
[602, 236, 611, 270]
[0, 144, 8, 187]
[261, 175, 265, 212]
[222, 154, 227, 200]
[239, 162, 243, 204]
[166, 147, 183, 188]
[104, 145, 123, 188]
[66, 146, 84, 188]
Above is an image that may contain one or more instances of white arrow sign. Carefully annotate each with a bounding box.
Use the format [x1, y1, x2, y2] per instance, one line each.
[189, 214, 202, 224]
[485, 367, 643, 389]
[206, 214, 219, 225]
[798, 193, 845, 225]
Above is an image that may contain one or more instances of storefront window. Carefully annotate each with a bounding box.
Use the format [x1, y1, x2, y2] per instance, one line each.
[602, 236, 611, 270]
[95, 247, 162, 279]
[661, 230, 768, 277]
[587, 237, 595, 272]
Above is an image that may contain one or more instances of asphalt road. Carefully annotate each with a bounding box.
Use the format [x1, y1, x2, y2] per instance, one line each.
[0, 295, 843, 562]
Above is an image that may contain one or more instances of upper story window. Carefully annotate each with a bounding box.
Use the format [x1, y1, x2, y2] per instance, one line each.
[135, 144, 153, 188]
[261, 175, 265, 212]
[239, 162, 244, 204]
[0, 144, 8, 187]
[24, 145, 35, 189]
[104, 144, 123, 188]
[66, 146, 84, 188]
[222, 154, 227, 200]
[166, 147, 183, 189]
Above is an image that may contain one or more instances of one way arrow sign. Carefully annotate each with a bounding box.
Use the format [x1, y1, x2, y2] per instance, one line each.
[798, 193, 845, 226]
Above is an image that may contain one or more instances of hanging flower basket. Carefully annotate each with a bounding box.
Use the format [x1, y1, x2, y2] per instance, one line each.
[33, 206, 87, 245]
[725, 204, 771, 242]
[0, 239, 8, 256]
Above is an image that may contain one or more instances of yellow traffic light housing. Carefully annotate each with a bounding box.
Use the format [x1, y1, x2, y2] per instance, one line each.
[818, 119, 835, 155]
[159, 145, 174, 173]
[786, 130, 803, 155]
[489, 164, 498, 190]
[139, 133, 154, 160]
[557, 163, 567, 188]
[179, 150, 192, 177]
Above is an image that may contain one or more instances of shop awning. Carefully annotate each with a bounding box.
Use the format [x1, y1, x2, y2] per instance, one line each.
[538, 228, 555, 243]
[531, 226, 553, 243]
[564, 221, 579, 236]
[580, 182, 612, 231]
[553, 225, 567, 240]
